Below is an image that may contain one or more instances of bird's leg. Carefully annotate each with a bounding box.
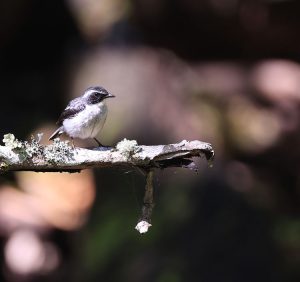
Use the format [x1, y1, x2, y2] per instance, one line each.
[71, 138, 75, 149]
[94, 138, 104, 147]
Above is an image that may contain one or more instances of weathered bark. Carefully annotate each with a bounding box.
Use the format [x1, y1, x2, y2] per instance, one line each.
[0, 139, 214, 173]
[0, 137, 214, 233]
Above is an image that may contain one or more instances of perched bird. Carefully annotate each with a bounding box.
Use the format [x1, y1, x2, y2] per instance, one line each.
[49, 86, 115, 146]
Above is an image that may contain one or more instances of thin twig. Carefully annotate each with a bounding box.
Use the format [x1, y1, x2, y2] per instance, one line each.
[135, 170, 155, 233]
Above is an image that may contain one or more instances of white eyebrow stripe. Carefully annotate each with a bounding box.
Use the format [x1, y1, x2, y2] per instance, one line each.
[83, 89, 98, 97]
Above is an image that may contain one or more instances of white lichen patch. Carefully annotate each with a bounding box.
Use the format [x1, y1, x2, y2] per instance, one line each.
[44, 138, 73, 164]
[0, 162, 8, 169]
[2, 133, 44, 161]
[116, 138, 141, 159]
[24, 134, 44, 158]
[135, 220, 152, 234]
[3, 134, 23, 149]
[1, 134, 75, 166]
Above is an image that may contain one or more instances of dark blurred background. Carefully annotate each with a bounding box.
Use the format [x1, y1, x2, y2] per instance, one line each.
[0, 0, 300, 281]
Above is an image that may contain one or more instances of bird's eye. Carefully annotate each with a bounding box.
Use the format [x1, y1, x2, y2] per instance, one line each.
[86, 91, 103, 104]
[92, 92, 101, 99]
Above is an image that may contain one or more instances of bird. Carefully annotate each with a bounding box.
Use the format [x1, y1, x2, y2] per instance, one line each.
[49, 86, 115, 146]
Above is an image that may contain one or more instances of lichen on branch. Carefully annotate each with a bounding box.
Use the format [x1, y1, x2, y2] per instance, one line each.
[0, 135, 214, 173]
[0, 133, 214, 233]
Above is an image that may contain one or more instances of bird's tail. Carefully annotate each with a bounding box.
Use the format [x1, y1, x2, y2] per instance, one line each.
[49, 126, 64, 141]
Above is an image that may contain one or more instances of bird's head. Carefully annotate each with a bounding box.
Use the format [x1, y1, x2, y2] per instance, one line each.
[84, 86, 115, 104]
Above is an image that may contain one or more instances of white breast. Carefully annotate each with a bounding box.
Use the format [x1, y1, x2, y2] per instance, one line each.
[63, 102, 108, 139]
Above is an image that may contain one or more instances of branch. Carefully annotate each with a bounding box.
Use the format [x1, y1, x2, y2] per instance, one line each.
[0, 135, 214, 233]
[135, 170, 154, 233]
[0, 137, 214, 173]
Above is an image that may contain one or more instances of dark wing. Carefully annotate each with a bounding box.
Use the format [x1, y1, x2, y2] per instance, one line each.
[56, 98, 86, 125]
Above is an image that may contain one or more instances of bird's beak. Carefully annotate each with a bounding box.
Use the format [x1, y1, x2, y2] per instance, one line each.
[106, 93, 115, 98]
